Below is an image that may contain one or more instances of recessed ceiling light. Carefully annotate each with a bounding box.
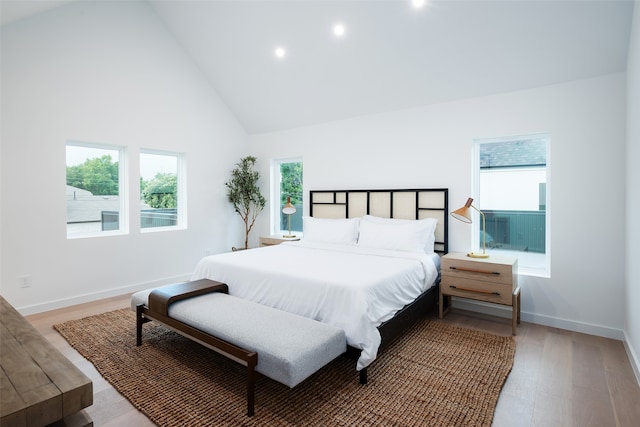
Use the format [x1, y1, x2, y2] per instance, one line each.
[411, 0, 426, 8]
[333, 23, 346, 37]
[274, 47, 286, 58]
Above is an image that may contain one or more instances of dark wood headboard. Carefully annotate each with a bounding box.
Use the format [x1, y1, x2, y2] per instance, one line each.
[309, 188, 448, 255]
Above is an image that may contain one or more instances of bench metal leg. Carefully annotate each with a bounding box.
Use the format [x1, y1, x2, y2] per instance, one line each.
[136, 304, 147, 346]
[359, 367, 368, 385]
[246, 353, 257, 416]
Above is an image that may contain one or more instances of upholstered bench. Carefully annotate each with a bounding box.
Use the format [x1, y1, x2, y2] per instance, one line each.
[131, 279, 346, 416]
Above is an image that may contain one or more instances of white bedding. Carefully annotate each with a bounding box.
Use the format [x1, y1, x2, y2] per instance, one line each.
[191, 241, 439, 370]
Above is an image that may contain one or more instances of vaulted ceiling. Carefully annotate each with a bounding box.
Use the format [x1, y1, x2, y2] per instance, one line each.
[1, 0, 634, 134]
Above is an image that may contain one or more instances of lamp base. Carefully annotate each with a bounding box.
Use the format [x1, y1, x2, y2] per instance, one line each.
[467, 252, 490, 259]
[282, 234, 297, 239]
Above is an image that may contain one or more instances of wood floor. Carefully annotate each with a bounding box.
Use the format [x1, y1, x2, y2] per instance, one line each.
[25, 294, 640, 427]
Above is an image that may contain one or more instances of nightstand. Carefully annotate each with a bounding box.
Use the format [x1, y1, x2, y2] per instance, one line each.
[259, 235, 300, 247]
[439, 252, 520, 335]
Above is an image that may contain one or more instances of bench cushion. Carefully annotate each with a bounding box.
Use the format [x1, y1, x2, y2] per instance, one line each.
[131, 290, 346, 388]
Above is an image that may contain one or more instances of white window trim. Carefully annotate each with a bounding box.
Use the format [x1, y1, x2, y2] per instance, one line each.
[66, 141, 128, 239]
[472, 133, 551, 277]
[139, 149, 186, 233]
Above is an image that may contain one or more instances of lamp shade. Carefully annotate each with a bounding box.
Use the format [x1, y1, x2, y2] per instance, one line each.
[282, 197, 296, 215]
[450, 197, 474, 223]
[450, 197, 489, 258]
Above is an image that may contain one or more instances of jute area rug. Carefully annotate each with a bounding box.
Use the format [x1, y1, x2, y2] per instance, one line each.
[54, 309, 515, 427]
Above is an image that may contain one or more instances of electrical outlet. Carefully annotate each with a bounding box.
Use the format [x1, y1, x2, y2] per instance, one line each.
[19, 275, 32, 288]
[205, 248, 212, 256]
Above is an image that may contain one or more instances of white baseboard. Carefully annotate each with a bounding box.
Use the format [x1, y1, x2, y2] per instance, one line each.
[623, 330, 640, 387]
[17, 282, 640, 387]
[451, 299, 626, 340]
[453, 299, 639, 386]
[16, 274, 192, 316]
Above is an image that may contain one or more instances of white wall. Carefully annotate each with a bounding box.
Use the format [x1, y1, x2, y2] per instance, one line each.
[625, 0, 640, 383]
[0, 1, 249, 313]
[0, 1, 633, 371]
[249, 73, 627, 339]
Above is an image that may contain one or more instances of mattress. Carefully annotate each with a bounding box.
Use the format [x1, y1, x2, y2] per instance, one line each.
[190, 240, 439, 369]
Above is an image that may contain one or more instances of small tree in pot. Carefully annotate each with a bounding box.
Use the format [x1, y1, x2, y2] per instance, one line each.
[225, 156, 266, 250]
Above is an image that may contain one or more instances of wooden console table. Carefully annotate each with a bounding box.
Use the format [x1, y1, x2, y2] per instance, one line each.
[0, 296, 93, 426]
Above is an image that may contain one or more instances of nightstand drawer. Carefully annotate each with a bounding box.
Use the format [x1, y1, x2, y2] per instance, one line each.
[441, 254, 516, 285]
[441, 276, 512, 305]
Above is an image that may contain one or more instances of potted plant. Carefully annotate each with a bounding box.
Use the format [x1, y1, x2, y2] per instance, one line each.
[225, 156, 266, 250]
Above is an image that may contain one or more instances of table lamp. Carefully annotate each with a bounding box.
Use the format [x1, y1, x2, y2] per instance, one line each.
[451, 197, 489, 258]
[282, 196, 297, 238]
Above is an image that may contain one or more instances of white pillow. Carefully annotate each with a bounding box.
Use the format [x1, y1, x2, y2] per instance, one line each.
[361, 215, 437, 253]
[302, 217, 359, 245]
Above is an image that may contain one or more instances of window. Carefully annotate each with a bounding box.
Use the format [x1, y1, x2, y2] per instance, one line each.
[271, 158, 303, 235]
[66, 142, 127, 238]
[140, 150, 185, 231]
[474, 134, 549, 275]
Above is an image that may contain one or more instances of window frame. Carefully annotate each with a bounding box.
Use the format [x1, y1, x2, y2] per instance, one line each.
[270, 157, 303, 236]
[139, 149, 187, 233]
[473, 133, 551, 277]
[66, 141, 128, 239]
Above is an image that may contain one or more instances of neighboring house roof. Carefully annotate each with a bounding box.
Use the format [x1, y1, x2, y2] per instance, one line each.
[66, 185, 120, 223]
[480, 138, 547, 169]
[66, 185, 92, 198]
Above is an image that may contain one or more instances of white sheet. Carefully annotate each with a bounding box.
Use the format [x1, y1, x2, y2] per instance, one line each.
[191, 241, 439, 370]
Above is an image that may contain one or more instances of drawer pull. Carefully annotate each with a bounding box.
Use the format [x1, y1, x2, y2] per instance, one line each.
[449, 266, 500, 275]
[449, 285, 500, 296]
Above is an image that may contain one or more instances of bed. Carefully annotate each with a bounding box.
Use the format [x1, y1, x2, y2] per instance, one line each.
[190, 188, 449, 377]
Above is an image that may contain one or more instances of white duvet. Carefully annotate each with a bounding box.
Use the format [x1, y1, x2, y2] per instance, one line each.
[191, 240, 438, 370]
